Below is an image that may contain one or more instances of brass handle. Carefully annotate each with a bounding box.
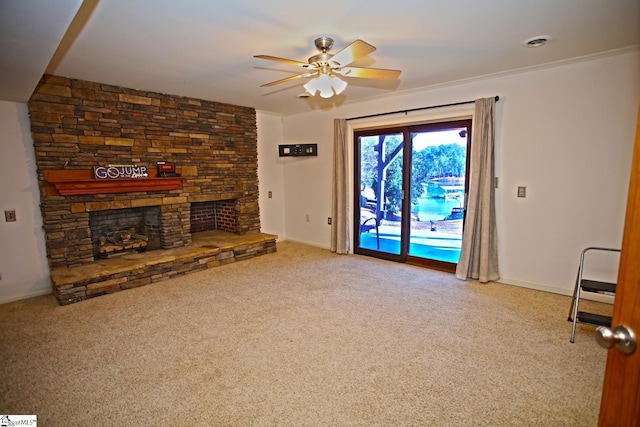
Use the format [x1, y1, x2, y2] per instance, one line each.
[595, 325, 637, 355]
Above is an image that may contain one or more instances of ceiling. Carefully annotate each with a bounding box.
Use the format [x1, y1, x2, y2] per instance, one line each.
[1, 0, 638, 116]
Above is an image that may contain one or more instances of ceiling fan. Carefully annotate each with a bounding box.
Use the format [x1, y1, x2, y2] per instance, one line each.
[254, 37, 401, 98]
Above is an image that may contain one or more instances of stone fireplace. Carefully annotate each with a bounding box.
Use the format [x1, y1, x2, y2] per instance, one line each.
[29, 75, 276, 304]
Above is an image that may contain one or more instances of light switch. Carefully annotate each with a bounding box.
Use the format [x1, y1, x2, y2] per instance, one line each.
[517, 186, 526, 198]
[4, 210, 16, 222]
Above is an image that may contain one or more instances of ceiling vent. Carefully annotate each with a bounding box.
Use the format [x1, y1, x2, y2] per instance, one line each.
[523, 35, 551, 48]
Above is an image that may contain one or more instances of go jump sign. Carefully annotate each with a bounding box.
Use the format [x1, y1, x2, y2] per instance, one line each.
[93, 164, 149, 179]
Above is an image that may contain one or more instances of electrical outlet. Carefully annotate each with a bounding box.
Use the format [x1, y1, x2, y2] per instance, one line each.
[305, 214, 310, 222]
[5, 210, 16, 222]
[327, 217, 332, 225]
[268, 191, 272, 198]
[517, 186, 527, 198]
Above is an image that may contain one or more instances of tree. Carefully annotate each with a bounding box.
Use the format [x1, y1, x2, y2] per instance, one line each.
[381, 135, 402, 212]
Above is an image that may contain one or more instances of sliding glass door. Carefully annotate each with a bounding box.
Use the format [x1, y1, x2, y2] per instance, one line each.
[354, 119, 472, 271]
[356, 131, 404, 256]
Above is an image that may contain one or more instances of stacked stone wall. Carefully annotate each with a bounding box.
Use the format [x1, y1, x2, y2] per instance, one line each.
[28, 75, 260, 269]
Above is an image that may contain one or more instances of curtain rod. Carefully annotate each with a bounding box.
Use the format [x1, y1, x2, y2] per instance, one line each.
[345, 95, 499, 121]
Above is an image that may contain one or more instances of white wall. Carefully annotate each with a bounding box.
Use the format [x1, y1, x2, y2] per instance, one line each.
[0, 101, 51, 303]
[256, 111, 287, 239]
[278, 50, 640, 295]
[280, 109, 336, 246]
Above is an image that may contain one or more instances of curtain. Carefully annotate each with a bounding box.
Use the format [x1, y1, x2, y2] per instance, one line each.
[455, 97, 500, 283]
[331, 118, 350, 254]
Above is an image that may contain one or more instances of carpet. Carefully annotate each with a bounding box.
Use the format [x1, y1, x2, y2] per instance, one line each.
[0, 241, 610, 426]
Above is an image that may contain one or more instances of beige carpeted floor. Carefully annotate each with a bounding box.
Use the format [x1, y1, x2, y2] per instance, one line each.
[0, 241, 611, 426]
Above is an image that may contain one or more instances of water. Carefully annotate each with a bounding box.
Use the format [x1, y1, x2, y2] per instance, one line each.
[413, 196, 464, 222]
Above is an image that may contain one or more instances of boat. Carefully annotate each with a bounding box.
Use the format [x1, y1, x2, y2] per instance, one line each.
[444, 207, 464, 220]
[440, 185, 465, 200]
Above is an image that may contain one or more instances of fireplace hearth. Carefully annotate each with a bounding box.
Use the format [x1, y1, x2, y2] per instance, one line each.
[50, 230, 277, 305]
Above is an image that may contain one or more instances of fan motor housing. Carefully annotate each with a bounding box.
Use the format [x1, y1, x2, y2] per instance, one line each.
[314, 37, 334, 52]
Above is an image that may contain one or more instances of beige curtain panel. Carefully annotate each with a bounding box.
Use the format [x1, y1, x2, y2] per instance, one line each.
[456, 97, 500, 283]
[331, 118, 350, 254]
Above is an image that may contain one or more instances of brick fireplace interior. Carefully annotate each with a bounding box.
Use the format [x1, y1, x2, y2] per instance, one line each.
[29, 75, 275, 304]
[190, 200, 237, 234]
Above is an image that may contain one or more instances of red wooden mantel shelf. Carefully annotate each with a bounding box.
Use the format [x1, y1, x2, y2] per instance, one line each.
[43, 170, 183, 196]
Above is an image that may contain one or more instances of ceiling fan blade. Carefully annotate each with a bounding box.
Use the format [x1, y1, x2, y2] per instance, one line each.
[254, 55, 310, 68]
[338, 67, 401, 80]
[260, 72, 315, 87]
[329, 39, 376, 67]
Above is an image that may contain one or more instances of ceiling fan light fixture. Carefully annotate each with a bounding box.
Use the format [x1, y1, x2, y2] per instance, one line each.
[303, 74, 347, 98]
[256, 37, 400, 96]
[331, 76, 347, 95]
[303, 75, 322, 97]
[317, 74, 334, 98]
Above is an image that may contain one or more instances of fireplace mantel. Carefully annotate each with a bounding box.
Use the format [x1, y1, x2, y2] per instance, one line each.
[43, 169, 183, 196]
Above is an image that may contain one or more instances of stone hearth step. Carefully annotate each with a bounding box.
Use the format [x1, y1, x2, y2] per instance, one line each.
[50, 230, 277, 305]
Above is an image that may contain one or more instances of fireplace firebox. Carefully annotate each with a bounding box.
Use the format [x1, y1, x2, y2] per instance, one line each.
[190, 200, 237, 234]
[89, 207, 161, 258]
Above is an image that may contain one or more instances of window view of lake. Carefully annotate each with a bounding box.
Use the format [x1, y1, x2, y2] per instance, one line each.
[356, 121, 470, 267]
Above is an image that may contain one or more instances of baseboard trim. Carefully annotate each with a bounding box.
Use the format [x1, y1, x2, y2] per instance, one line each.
[0, 289, 52, 305]
[279, 238, 332, 250]
[499, 277, 615, 304]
